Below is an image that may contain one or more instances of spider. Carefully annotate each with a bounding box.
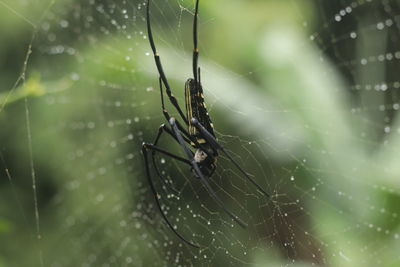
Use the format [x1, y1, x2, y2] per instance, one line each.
[142, 0, 269, 248]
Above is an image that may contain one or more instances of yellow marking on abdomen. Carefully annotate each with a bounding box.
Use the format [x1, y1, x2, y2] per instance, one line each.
[196, 138, 206, 144]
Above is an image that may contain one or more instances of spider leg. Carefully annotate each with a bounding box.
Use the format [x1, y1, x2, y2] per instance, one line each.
[192, 0, 200, 83]
[152, 121, 192, 149]
[158, 77, 170, 122]
[150, 124, 192, 188]
[169, 118, 247, 228]
[146, 0, 189, 125]
[142, 143, 200, 248]
[145, 143, 191, 165]
[190, 118, 270, 198]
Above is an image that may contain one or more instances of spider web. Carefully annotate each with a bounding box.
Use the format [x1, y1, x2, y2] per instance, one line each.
[1, 0, 400, 266]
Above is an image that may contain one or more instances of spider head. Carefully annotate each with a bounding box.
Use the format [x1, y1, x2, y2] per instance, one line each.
[193, 149, 216, 178]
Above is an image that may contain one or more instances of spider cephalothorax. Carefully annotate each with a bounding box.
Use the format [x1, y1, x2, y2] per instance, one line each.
[142, 0, 270, 248]
[194, 149, 208, 163]
[193, 149, 216, 178]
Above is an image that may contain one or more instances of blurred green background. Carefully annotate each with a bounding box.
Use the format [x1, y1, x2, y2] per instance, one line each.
[1, 0, 400, 266]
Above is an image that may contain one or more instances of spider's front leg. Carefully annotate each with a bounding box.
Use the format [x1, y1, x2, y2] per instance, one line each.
[190, 118, 270, 198]
[150, 124, 189, 188]
[146, 0, 189, 125]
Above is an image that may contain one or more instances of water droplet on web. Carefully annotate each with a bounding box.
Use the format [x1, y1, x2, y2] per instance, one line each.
[96, 194, 104, 202]
[60, 20, 69, 28]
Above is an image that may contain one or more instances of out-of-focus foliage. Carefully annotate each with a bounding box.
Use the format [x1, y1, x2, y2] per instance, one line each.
[1, 0, 400, 266]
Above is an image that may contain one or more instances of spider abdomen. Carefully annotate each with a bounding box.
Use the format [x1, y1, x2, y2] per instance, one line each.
[185, 78, 215, 142]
